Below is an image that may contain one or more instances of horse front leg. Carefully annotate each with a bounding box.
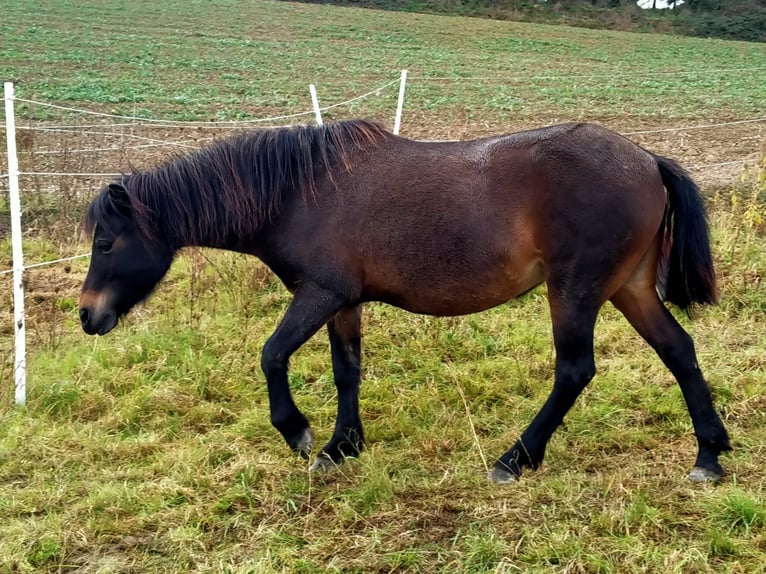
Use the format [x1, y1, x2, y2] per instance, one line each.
[311, 304, 364, 471]
[261, 283, 348, 458]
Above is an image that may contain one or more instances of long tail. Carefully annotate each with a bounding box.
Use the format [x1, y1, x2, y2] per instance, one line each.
[655, 155, 718, 313]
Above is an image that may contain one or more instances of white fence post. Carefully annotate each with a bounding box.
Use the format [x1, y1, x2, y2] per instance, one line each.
[393, 69, 408, 135]
[4, 82, 26, 405]
[309, 84, 323, 126]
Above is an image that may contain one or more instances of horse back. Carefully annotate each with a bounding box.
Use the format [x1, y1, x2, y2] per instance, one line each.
[265, 124, 667, 315]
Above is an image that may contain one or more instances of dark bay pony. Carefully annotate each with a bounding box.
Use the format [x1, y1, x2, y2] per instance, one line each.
[80, 120, 731, 483]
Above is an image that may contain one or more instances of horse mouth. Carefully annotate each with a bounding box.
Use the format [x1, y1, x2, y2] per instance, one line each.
[81, 311, 119, 336]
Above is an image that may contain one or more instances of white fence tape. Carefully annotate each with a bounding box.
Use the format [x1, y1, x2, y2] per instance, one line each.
[624, 117, 766, 136]
[18, 171, 124, 177]
[0, 254, 90, 276]
[11, 76, 400, 127]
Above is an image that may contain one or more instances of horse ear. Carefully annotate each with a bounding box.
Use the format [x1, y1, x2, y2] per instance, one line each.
[107, 182, 132, 217]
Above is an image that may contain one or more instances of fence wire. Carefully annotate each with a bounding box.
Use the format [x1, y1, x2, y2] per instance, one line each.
[11, 77, 400, 128]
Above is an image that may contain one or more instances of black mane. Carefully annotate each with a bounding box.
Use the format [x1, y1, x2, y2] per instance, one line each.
[85, 119, 391, 247]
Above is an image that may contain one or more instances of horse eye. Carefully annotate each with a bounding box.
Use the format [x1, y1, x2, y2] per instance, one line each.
[96, 240, 113, 254]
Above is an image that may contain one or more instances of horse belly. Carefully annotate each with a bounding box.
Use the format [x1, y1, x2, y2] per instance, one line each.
[345, 152, 544, 315]
[364, 249, 545, 316]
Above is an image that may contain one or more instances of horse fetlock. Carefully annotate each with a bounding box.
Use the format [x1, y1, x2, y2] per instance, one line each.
[322, 428, 365, 463]
[699, 431, 732, 453]
[274, 417, 313, 458]
[309, 434, 364, 474]
[492, 445, 528, 484]
[693, 446, 726, 478]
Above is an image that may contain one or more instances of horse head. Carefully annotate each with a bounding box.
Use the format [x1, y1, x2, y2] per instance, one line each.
[79, 182, 173, 335]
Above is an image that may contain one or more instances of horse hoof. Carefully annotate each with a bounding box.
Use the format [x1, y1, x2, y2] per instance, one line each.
[295, 428, 314, 459]
[687, 466, 723, 484]
[488, 466, 519, 484]
[309, 454, 338, 473]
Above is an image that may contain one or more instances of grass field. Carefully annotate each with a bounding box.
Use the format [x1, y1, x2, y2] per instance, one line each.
[1, 1, 766, 572]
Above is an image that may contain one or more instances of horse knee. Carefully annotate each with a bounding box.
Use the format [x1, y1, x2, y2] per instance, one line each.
[260, 340, 287, 378]
[555, 356, 596, 391]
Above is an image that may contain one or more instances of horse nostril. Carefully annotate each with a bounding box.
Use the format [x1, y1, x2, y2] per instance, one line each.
[79, 307, 90, 324]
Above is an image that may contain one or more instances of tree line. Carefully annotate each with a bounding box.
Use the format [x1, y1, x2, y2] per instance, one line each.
[295, 0, 766, 42]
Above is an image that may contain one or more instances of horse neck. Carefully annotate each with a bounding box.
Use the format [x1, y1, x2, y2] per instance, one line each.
[136, 149, 270, 252]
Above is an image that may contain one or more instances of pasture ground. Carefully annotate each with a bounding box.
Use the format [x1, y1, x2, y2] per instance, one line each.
[1, 1, 765, 572]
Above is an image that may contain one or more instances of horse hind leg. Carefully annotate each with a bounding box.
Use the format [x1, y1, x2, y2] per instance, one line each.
[610, 276, 731, 482]
[490, 294, 599, 483]
[489, 213, 658, 483]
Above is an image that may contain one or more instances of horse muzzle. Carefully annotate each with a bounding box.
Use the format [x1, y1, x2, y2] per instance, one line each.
[79, 289, 119, 336]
